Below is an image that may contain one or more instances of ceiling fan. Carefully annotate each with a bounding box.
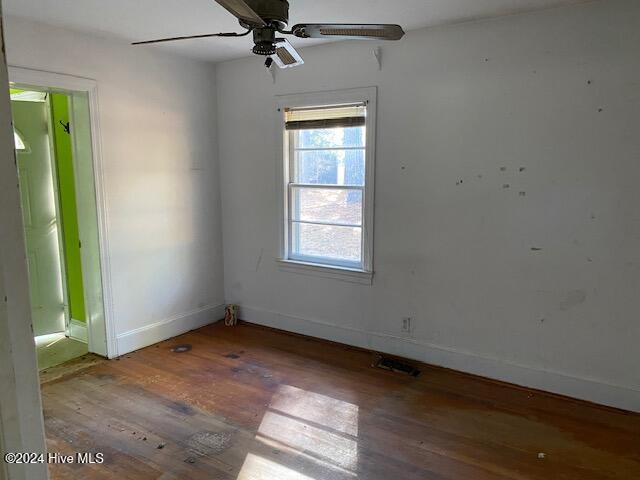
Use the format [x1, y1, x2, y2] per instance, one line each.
[133, 0, 405, 69]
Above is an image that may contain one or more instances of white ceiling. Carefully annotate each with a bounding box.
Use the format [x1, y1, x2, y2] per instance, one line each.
[3, 0, 592, 62]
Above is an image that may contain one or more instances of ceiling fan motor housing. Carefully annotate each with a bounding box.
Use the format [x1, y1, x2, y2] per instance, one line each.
[252, 28, 277, 55]
[241, 0, 289, 29]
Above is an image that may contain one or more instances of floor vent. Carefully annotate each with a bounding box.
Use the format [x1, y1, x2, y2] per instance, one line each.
[373, 355, 421, 377]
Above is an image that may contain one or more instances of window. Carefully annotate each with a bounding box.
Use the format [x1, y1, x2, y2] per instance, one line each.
[278, 88, 376, 281]
[14, 129, 27, 152]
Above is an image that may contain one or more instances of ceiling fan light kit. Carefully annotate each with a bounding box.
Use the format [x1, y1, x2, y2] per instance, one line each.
[133, 0, 405, 69]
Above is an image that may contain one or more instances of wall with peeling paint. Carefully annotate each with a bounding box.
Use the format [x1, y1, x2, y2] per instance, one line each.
[216, 0, 640, 410]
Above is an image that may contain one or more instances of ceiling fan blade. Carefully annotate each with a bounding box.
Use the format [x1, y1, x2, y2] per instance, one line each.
[132, 30, 250, 45]
[273, 39, 304, 69]
[214, 0, 266, 27]
[292, 24, 405, 41]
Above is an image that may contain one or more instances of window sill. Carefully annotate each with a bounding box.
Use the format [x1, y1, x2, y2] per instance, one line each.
[276, 259, 373, 285]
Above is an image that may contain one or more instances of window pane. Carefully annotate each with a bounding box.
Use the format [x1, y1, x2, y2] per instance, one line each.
[297, 126, 365, 149]
[344, 149, 366, 186]
[295, 149, 365, 186]
[291, 223, 362, 263]
[292, 187, 362, 226]
[14, 130, 26, 151]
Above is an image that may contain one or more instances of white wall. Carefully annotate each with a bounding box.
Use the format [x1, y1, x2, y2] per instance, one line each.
[0, 8, 48, 480]
[216, 0, 640, 411]
[5, 16, 225, 356]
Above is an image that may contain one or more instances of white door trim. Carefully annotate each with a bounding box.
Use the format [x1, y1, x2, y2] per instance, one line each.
[8, 66, 117, 358]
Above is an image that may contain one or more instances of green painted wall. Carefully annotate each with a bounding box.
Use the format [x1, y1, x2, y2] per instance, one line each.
[51, 93, 86, 322]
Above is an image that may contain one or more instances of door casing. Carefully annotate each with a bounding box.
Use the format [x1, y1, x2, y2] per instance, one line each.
[9, 66, 117, 358]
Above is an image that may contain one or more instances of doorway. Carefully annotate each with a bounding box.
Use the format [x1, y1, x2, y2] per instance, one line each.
[11, 89, 89, 369]
[9, 67, 115, 366]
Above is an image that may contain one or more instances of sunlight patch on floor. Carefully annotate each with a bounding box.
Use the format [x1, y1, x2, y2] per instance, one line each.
[238, 384, 359, 480]
[238, 453, 317, 480]
[270, 385, 359, 437]
[258, 411, 358, 471]
[255, 434, 357, 478]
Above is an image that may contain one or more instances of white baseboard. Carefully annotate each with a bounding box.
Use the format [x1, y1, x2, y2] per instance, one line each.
[68, 319, 88, 343]
[238, 305, 640, 412]
[116, 303, 226, 356]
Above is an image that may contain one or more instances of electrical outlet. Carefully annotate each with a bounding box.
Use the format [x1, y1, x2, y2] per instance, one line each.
[401, 317, 412, 333]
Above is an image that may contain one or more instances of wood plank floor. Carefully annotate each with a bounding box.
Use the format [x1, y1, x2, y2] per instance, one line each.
[42, 321, 640, 479]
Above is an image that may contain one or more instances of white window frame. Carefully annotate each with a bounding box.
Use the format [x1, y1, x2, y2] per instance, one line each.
[276, 87, 376, 284]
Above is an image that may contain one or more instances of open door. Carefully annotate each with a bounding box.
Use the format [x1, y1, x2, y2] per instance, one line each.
[12, 96, 67, 336]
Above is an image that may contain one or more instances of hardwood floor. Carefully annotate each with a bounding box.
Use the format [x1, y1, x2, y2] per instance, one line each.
[42, 321, 639, 479]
